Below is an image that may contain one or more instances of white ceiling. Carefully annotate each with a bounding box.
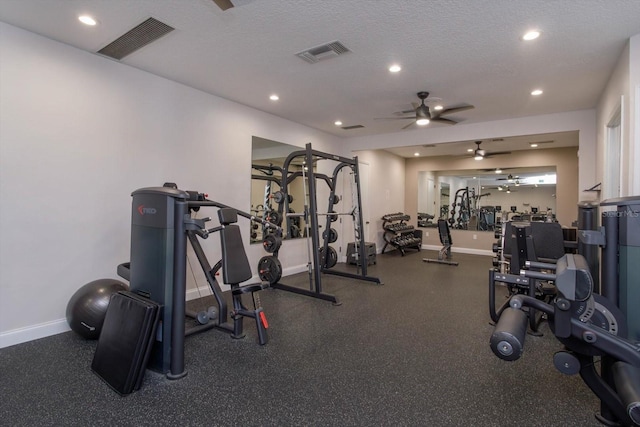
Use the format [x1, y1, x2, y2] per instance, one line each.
[1, 0, 639, 152]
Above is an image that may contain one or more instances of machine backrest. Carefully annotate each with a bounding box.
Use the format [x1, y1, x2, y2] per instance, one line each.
[504, 221, 566, 264]
[530, 222, 566, 262]
[218, 209, 252, 285]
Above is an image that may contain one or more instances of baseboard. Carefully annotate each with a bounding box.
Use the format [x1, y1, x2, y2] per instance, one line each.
[0, 319, 70, 349]
[0, 263, 349, 349]
[421, 244, 494, 257]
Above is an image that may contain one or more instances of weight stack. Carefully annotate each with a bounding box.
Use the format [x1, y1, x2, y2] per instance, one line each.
[347, 242, 377, 266]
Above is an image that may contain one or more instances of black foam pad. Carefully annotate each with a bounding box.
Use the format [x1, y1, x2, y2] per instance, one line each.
[218, 208, 238, 225]
[92, 291, 160, 395]
[219, 224, 252, 285]
[530, 222, 566, 261]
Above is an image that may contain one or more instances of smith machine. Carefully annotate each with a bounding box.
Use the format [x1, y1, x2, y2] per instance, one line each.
[266, 143, 381, 304]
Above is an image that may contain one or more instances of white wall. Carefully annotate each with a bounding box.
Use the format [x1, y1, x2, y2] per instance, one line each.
[349, 150, 405, 252]
[629, 34, 640, 194]
[596, 33, 640, 197]
[0, 23, 344, 347]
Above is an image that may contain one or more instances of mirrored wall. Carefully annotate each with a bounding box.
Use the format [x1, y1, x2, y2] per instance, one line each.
[251, 136, 307, 243]
[417, 167, 557, 231]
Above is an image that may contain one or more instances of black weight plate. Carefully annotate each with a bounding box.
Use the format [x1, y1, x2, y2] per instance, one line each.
[262, 233, 282, 253]
[266, 210, 283, 226]
[272, 190, 285, 204]
[258, 256, 282, 285]
[328, 210, 338, 222]
[322, 227, 338, 243]
[318, 246, 338, 268]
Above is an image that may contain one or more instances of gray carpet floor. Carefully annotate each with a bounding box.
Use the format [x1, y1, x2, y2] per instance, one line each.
[0, 250, 601, 426]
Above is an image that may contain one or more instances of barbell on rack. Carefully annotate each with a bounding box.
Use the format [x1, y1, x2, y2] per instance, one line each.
[285, 210, 353, 222]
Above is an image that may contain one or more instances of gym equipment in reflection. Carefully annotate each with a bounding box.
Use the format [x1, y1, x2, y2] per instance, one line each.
[448, 187, 492, 230]
[423, 219, 458, 266]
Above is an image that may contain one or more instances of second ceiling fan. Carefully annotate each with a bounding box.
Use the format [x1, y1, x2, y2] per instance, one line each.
[376, 91, 474, 129]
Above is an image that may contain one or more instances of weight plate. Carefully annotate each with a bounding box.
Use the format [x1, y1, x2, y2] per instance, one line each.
[322, 227, 338, 243]
[318, 246, 338, 268]
[262, 233, 282, 253]
[328, 210, 338, 222]
[258, 256, 282, 285]
[272, 190, 285, 204]
[266, 210, 283, 226]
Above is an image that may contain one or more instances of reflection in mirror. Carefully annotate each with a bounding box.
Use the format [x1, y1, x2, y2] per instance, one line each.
[418, 167, 557, 231]
[251, 137, 306, 243]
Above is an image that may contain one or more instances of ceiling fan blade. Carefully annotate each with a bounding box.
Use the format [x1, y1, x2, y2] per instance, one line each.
[374, 116, 414, 121]
[438, 105, 475, 116]
[431, 117, 458, 125]
[402, 121, 416, 130]
[212, 0, 234, 11]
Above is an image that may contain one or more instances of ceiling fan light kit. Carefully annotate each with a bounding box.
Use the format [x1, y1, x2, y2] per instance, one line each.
[375, 91, 474, 129]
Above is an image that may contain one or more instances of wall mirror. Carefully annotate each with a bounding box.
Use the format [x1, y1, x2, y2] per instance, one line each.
[251, 136, 307, 243]
[417, 166, 557, 231]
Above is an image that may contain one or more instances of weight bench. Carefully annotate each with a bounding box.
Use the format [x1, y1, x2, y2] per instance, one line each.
[218, 208, 269, 345]
[423, 219, 459, 266]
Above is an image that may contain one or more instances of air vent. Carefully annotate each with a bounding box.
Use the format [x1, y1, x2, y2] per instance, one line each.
[296, 41, 351, 64]
[98, 18, 174, 60]
[341, 125, 364, 130]
[422, 144, 436, 148]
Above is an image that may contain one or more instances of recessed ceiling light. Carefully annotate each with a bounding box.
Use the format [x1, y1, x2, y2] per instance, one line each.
[389, 64, 401, 73]
[530, 143, 539, 148]
[467, 148, 474, 152]
[78, 15, 97, 26]
[416, 118, 429, 126]
[334, 120, 342, 126]
[269, 94, 279, 101]
[531, 89, 543, 96]
[495, 168, 502, 174]
[433, 105, 443, 111]
[414, 152, 420, 156]
[522, 30, 541, 41]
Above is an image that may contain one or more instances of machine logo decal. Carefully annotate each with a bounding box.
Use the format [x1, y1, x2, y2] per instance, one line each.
[137, 205, 157, 215]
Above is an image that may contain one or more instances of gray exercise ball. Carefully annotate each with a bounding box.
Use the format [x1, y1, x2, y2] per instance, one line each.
[66, 278, 129, 339]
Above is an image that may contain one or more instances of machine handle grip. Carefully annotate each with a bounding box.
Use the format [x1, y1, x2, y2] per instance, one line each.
[490, 307, 528, 361]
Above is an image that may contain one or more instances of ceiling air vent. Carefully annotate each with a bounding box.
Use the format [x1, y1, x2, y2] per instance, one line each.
[296, 41, 351, 64]
[98, 18, 174, 60]
[342, 125, 364, 130]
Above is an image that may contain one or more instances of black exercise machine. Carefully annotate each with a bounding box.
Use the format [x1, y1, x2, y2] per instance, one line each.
[423, 219, 458, 266]
[491, 254, 640, 426]
[489, 221, 567, 334]
[490, 197, 640, 426]
[117, 185, 278, 379]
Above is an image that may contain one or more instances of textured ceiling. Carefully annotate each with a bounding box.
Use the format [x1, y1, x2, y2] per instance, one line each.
[1, 0, 639, 147]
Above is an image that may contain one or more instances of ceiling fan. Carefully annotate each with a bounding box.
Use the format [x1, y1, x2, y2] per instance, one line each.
[376, 91, 474, 129]
[471, 140, 511, 160]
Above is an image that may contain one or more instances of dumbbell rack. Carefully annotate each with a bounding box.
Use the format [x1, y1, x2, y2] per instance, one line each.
[381, 213, 422, 256]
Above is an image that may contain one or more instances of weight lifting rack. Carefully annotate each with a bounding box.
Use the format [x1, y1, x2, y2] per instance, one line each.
[271, 143, 381, 304]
